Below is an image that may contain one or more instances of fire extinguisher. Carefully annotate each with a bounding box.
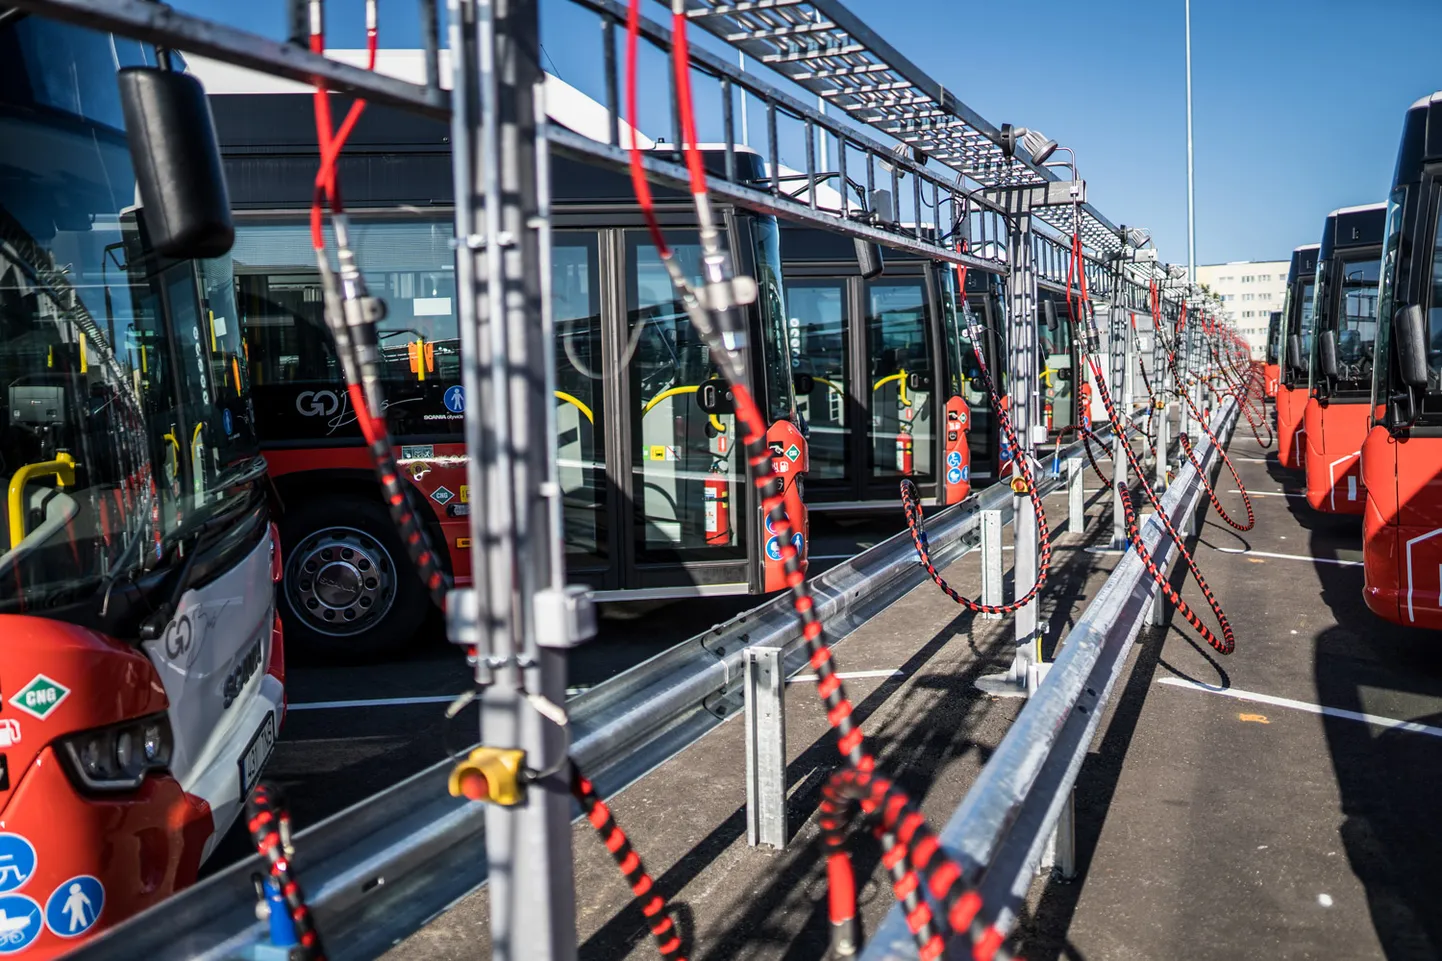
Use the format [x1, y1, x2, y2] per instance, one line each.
[704, 470, 729, 546]
[1080, 381, 1093, 430]
[896, 429, 914, 475]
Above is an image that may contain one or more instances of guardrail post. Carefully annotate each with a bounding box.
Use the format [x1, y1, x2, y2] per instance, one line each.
[1066, 456, 1085, 536]
[981, 509, 1003, 619]
[744, 645, 788, 849]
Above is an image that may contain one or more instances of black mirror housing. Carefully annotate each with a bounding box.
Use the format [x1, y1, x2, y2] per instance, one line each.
[1319, 329, 1339, 379]
[118, 67, 234, 260]
[696, 379, 736, 414]
[1042, 300, 1058, 332]
[1395, 304, 1429, 388]
[855, 238, 885, 280]
[1287, 334, 1304, 372]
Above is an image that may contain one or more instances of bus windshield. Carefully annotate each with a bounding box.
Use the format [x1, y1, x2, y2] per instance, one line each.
[0, 17, 261, 615]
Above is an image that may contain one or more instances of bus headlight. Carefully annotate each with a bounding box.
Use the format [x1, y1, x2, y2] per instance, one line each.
[60, 713, 174, 792]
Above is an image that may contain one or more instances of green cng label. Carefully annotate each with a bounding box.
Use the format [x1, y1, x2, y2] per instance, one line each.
[9, 675, 70, 720]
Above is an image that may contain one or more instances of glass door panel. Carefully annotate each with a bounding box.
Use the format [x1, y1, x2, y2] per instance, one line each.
[553, 231, 607, 568]
[625, 231, 745, 563]
[866, 280, 934, 482]
[1039, 293, 1075, 430]
[784, 279, 850, 486]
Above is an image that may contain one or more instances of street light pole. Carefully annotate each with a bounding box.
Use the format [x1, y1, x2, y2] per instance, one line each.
[1185, 0, 1196, 284]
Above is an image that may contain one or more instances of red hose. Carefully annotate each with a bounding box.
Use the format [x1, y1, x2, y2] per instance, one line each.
[626, 3, 1012, 957]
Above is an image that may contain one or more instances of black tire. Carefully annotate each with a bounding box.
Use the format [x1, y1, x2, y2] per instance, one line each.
[277, 494, 433, 661]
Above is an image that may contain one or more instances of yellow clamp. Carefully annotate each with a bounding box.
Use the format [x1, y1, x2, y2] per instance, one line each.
[448, 746, 526, 806]
[1010, 477, 1031, 495]
[1153, 398, 1166, 410]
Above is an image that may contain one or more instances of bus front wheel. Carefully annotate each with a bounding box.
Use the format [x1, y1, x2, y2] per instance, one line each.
[278, 495, 433, 660]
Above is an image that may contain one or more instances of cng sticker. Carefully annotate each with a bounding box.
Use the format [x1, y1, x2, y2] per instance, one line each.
[785, 444, 801, 462]
[9, 675, 69, 721]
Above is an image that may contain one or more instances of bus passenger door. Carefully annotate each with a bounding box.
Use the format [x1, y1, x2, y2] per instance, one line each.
[865, 278, 937, 500]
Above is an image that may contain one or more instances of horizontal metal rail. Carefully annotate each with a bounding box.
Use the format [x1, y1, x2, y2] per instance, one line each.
[68, 426, 1128, 961]
[858, 396, 1240, 960]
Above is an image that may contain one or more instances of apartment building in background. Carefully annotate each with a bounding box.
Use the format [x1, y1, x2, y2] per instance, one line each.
[1195, 260, 1290, 358]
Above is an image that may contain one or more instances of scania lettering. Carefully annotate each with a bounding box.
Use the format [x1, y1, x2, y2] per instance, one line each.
[1276, 243, 1320, 469]
[192, 68, 808, 657]
[1303, 203, 1385, 514]
[0, 17, 283, 955]
[1361, 91, 1442, 627]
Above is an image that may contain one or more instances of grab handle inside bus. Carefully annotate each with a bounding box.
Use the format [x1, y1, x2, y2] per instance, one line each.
[117, 66, 235, 260]
[8, 454, 75, 549]
[1395, 304, 1429, 388]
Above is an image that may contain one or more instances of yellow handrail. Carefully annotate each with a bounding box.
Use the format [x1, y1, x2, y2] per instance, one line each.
[641, 384, 726, 433]
[872, 369, 911, 407]
[554, 390, 595, 425]
[8, 453, 75, 549]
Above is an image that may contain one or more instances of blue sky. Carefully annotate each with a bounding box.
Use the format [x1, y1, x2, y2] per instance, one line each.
[179, 0, 1442, 267]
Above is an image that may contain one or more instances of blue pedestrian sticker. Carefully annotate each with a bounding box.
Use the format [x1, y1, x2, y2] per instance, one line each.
[765, 536, 782, 561]
[791, 532, 804, 556]
[222, 408, 233, 435]
[946, 451, 963, 469]
[0, 836, 35, 893]
[0, 895, 41, 953]
[45, 876, 103, 939]
[961, 465, 970, 481]
[947, 466, 963, 485]
[443, 386, 466, 413]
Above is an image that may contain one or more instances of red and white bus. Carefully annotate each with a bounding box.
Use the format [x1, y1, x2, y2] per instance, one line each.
[1302, 203, 1385, 514]
[1362, 91, 1442, 627]
[0, 16, 282, 954]
[1276, 243, 1320, 469]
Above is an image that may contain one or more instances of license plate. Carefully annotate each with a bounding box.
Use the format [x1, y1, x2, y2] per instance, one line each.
[239, 711, 276, 799]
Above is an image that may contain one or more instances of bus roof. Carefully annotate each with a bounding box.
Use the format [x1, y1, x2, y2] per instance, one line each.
[1319, 203, 1386, 257]
[1286, 244, 1319, 284]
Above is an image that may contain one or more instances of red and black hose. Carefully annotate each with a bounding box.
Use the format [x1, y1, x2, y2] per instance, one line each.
[247, 784, 325, 961]
[626, 2, 1012, 957]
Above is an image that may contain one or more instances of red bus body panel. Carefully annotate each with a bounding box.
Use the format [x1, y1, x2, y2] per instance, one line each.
[1264, 363, 1280, 398]
[1360, 425, 1442, 628]
[1303, 400, 1368, 514]
[262, 444, 475, 586]
[1275, 385, 1308, 470]
[0, 618, 214, 957]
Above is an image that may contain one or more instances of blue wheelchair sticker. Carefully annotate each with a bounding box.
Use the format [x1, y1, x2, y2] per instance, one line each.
[0, 836, 35, 894]
[946, 451, 963, 469]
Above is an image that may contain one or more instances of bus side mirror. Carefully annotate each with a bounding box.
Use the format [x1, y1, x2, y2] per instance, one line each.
[793, 373, 816, 395]
[118, 67, 235, 260]
[1042, 300, 1058, 332]
[1395, 304, 1430, 388]
[1287, 334, 1304, 372]
[855, 238, 885, 280]
[696, 379, 735, 414]
[1319, 329, 1339, 379]
[907, 370, 933, 392]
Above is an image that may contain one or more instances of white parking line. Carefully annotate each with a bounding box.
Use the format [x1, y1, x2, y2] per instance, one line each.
[790, 669, 905, 684]
[1215, 547, 1363, 567]
[287, 695, 459, 711]
[1157, 677, 1442, 739]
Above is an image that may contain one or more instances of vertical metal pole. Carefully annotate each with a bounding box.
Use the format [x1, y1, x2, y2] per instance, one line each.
[1067, 456, 1084, 536]
[452, 1, 576, 957]
[980, 202, 1038, 695]
[980, 509, 1002, 620]
[738, 52, 748, 147]
[1185, 0, 1196, 285]
[1153, 304, 1169, 492]
[744, 646, 788, 849]
[1107, 301, 1129, 550]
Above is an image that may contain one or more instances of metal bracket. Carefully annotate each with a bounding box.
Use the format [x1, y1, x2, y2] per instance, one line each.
[978, 180, 1087, 213]
[534, 585, 598, 649]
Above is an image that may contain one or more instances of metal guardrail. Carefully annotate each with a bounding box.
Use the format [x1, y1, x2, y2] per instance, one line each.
[858, 396, 1240, 960]
[69, 425, 1128, 961]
